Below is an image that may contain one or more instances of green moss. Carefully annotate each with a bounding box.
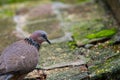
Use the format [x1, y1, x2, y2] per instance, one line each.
[67, 40, 77, 50]
[86, 29, 117, 39]
[70, 19, 104, 44]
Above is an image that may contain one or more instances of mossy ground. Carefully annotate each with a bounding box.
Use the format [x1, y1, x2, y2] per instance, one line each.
[0, 0, 120, 80]
[39, 42, 85, 67]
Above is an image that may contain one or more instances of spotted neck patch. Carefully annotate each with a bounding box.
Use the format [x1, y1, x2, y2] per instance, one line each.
[24, 38, 40, 51]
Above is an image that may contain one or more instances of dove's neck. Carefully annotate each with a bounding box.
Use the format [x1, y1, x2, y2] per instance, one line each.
[24, 38, 40, 51]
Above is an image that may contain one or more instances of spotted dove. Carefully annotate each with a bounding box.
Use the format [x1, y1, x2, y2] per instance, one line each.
[0, 30, 51, 80]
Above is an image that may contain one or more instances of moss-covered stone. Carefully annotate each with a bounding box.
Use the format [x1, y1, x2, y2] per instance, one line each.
[86, 44, 120, 80]
[0, 0, 120, 80]
[89, 52, 120, 80]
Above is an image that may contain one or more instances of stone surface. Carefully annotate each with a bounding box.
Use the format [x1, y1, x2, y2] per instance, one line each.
[0, 0, 120, 80]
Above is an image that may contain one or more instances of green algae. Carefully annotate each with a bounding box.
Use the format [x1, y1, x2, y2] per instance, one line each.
[86, 29, 117, 39]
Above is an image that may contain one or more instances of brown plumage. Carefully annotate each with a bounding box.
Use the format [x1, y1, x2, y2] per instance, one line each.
[0, 30, 51, 80]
